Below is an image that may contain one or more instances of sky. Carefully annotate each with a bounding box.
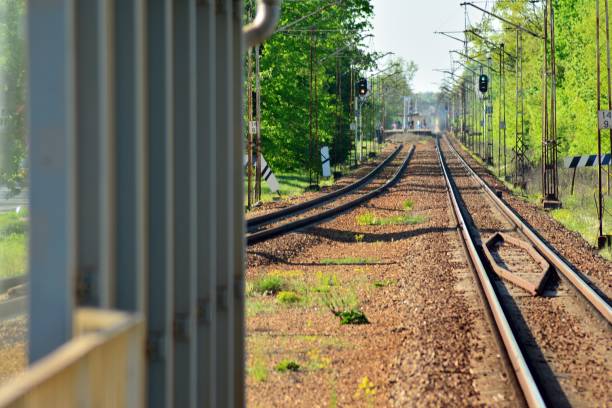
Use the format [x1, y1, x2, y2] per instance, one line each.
[370, 0, 485, 94]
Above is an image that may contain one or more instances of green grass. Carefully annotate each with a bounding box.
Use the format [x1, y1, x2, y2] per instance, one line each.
[0, 212, 27, 278]
[356, 212, 427, 226]
[0, 212, 27, 238]
[402, 199, 414, 211]
[319, 257, 380, 265]
[249, 356, 269, 382]
[275, 359, 300, 373]
[246, 299, 275, 317]
[245, 171, 334, 205]
[550, 192, 612, 260]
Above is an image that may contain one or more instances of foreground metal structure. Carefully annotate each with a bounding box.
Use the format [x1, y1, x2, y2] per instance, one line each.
[0, 0, 280, 407]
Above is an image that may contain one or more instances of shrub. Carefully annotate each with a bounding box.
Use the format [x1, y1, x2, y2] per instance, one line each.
[252, 275, 285, 295]
[336, 309, 369, 325]
[276, 290, 301, 304]
[275, 359, 300, 373]
[321, 291, 369, 325]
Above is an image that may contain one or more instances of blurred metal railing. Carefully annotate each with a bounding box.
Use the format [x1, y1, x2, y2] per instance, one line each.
[0, 309, 144, 408]
[21, 0, 280, 407]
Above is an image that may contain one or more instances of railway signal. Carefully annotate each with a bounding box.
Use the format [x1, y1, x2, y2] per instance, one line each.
[358, 78, 368, 96]
[478, 74, 488, 93]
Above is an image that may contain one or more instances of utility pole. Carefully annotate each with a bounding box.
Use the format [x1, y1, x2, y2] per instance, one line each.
[606, 0, 612, 196]
[486, 56, 494, 165]
[515, 30, 527, 188]
[247, 48, 254, 209]
[308, 27, 315, 188]
[596, 0, 611, 248]
[542, 0, 561, 209]
[255, 44, 263, 202]
[499, 44, 507, 179]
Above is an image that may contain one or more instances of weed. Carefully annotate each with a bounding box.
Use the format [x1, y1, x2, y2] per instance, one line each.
[375, 214, 426, 225]
[275, 359, 300, 373]
[249, 358, 268, 382]
[320, 257, 379, 265]
[402, 199, 414, 211]
[276, 290, 301, 304]
[251, 275, 286, 295]
[313, 271, 339, 293]
[356, 212, 427, 226]
[373, 279, 395, 288]
[356, 212, 377, 226]
[354, 233, 365, 243]
[268, 269, 304, 279]
[354, 376, 377, 403]
[322, 291, 369, 325]
[248, 342, 269, 382]
[246, 299, 275, 317]
[307, 348, 331, 370]
[336, 309, 369, 325]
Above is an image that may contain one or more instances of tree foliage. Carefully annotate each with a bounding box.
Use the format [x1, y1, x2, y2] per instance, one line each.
[449, 0, 611, 167]
[0, 0, 26, 197]
[246, 0, 416, 173]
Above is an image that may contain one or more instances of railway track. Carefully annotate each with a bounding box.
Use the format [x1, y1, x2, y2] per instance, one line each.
[247, 144, 403, 231]
[437, 135, 611, 407]
[247, 144, 415, 246]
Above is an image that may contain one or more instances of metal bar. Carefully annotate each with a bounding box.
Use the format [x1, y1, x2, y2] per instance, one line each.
[76, 0, 116, 308]
[195, 1, 217, 405]
[27, 0, 77, 363]
[147, 0, 175, 406]
[173, 1, 197, 406]
[215, 1, 236, 405]
[114, 0, 147, 314]
[232, 2, 246, 405]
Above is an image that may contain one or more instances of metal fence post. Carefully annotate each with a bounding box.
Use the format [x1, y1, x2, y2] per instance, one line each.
[173, 0, 198, 407]
[76, 0, 116, 308]
[196, 0, 217, 406]
[27, 0, 77, 363]
[114, 0, 147, 315]
[215, 0, 236, 405]
[147, 0, 175, 406]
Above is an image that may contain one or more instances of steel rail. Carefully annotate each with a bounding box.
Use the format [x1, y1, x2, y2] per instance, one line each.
[444, 136, 612, 323]
[247, 144, 403, 230]
[436, 136, 546, 408]
[247, 145, 415, 246]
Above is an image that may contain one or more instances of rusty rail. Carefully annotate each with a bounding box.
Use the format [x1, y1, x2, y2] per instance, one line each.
[436, 136, 546, 407]
[247, 144, 403, 230]
[247, 145, 415, 246]
[445, 136, 612, 323]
